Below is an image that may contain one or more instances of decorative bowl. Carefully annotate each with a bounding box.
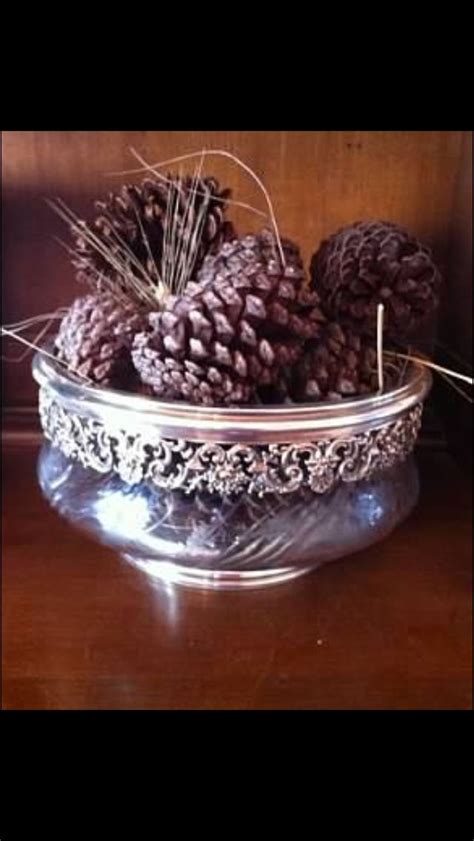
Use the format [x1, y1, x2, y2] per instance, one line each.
[33, 351, 431, 589]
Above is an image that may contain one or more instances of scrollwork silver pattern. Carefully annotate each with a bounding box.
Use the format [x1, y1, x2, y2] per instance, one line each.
[38, 386, 423, 495]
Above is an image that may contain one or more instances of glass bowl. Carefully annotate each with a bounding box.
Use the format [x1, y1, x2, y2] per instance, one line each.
[33, 352, 431, 589]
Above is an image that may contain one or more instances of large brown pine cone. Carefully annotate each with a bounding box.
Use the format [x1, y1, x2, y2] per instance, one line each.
[55, 292, 147, 387]
[72, 176, 235, 291]
[310, 221, 441, 339]
[263, 322, 403, 403]
[131, 231, 326, 405]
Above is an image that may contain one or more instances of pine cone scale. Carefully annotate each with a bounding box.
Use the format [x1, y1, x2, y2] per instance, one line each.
[132, 231, 324, 405]
[310, 220, 441, 339]
[267, 321, 402, 404]
[55, 292, 146, 388]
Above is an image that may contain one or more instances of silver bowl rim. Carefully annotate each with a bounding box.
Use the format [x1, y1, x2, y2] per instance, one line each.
[32, 349, 432, 443]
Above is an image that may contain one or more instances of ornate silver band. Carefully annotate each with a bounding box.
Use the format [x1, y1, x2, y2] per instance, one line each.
[38, 386, 423, 495]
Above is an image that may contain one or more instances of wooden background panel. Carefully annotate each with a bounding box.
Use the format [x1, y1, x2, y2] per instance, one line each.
[443, 130, 472, 363]
[1, 130, 467, 407]
[436, 131, 473, 467]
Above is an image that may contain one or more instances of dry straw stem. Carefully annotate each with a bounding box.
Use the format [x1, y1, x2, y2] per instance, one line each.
[47, 160, 233, 307]
[1, 310, 68, 362]
[48, 149, 278, 317]
[435, 339, 473, 372]
[436, 369, 473, 403]
[384, 350, 473, 386]
[384, 349, 473, 403]
[374, 301, 473, 400]
[162, 156, 214, 298]
[108, 148, 269, 222]
[1, 325, 94, 384]
[53, 236, 132, 303]
[376, 303, 384, 394]
[109, 147, 286, 267]
[46, 198, 160, 309]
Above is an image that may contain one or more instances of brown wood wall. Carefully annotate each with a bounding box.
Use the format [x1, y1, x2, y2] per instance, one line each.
[442, 131, 472, 362]
[2, 130, 471, 407]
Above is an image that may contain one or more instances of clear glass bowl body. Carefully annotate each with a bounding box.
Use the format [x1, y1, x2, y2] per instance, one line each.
[33, 352, 431, 589]
[38, 444, 419, 588]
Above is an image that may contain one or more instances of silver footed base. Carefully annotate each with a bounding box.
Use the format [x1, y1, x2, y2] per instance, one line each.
[122, 554, 314, 590]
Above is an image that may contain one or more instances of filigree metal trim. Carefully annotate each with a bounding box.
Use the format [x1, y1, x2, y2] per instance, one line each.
[38, 386, 423, 495]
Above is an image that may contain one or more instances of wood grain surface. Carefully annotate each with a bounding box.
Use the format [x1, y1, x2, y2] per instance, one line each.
[2, 440, 471, 710]
[2, 130, 467, 406]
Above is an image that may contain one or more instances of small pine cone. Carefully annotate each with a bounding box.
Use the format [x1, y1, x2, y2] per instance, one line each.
[310, 221, 441, 339]
[131, 231, 325, 406]
[55, 292, 147, 387]
[72, 176, 235, 289]
[287, 323, 401, 402]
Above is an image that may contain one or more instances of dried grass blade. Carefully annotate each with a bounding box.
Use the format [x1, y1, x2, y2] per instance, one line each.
[118, 148, 284, 264]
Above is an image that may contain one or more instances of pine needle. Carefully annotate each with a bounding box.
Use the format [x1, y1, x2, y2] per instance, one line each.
[112, 147, 286, 267]
[435, 339, 473, 371]
[49, 150, 270, 312]
[384, 350, 473, 386]
[436, 369, 473, 404]
[1, 326, 93, 384]
[376, 303, 384, 393]
[46, 198, 158, 309]
[108, 147, 269, 221]
[1, 310, 68, 362]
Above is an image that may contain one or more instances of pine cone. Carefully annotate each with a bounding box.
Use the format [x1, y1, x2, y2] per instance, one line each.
[265, 323, 403, 403]
[310, 221, 441, 339]
[131, 231, 326, 406]
[72, 176, 236, 290]
[55, 292, 147, 387]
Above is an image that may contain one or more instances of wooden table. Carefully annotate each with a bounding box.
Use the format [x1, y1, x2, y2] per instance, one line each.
[2, 437, 472, 710]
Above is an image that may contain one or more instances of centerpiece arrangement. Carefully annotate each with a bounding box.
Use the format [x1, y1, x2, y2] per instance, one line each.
[49, 158, 441, 406]
[6, 149, 458, 588]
